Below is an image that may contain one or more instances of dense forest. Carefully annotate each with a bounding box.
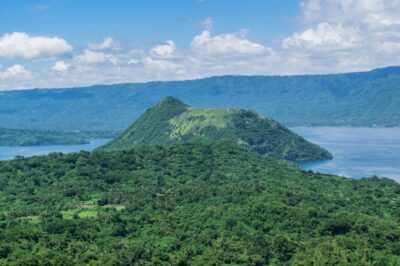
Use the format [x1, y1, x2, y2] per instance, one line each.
[0, 141, 399, 265]
[101, 97, 332, 161]
[0, 127, 117, 146]
[0, 66, 400, 132]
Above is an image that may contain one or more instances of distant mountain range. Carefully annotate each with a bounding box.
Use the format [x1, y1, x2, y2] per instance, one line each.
[1, 66, 399, 132]
[100, 97, 332, 161]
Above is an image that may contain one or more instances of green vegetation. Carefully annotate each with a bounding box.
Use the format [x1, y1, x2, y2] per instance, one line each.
[100, 97, 332, 161]
[0, 141, 399, 265]
[0, 127, 118, 146]
[1, 66, 400, 131]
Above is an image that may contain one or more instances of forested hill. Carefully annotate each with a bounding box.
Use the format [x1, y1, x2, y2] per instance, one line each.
[0, 141, 399, 264]
[0, 127, 117, 146]
[100, 97, 332, 161]
[1, 66, 400, 131]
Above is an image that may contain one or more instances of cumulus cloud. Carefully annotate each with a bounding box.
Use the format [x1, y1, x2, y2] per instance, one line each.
[300, 0, 400, 27]
[0, 32, 72, 59]
[52, 61, 70, 72]
[2, 0, 400, 90]
[88, 37, 119, 50]
[283, 23, 362, 51]
[280, 0, 400, 71]
[191, 30, 270, 56]
[143, 56, 180, 71]
[151, 40, 177, 58]
[0, 65, 34, 89]
[75, 49, 117, 65]
[0, 64, 31, 79]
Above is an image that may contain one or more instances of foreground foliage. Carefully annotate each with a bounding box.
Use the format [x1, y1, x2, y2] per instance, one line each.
[0, 141, 399, 265]
[100, 97, 332, 161]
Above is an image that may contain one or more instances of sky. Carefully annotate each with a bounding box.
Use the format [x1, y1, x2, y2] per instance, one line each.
[1, 0, 400, 90]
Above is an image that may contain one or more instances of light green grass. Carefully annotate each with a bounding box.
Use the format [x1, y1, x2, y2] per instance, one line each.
[61, 210, 76, 220]
[78, 210, 98, 218]
[61, 203, 123, 220]
[62, 209, 97, 219]
[169, 108, 237, 139]
[82, 199, 97, 205]
[103, 204, 126, 211]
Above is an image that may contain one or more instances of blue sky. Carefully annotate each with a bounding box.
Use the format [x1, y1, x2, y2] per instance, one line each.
[0, 0, 299, 49]
[1, 0, 400, 90]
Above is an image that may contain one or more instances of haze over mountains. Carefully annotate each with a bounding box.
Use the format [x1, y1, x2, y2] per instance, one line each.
[0, 66, 399, 132]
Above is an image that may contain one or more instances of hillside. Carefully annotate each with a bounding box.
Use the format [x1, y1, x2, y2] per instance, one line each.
[0, 127, 117, 146]
[100, 97, 332, 161]
[0, 141, 399, 265]
[0, 127, 87, 146]
[0, 66, 400, 131]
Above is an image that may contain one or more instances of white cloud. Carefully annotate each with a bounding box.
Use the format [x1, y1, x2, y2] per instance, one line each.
[2, 0, 400, 90]
[88, 37, 119, 50]
[151, 40, 177, 57]
[191, 31, 270, 56]
[279, 0, 400, 72]
[0, 65, 31, 79]
[75, 49, 117, 65]
[0, 65, 34, 90]
[0, 32, 72, 59]
[283, 23, 362, 51]
[143, 56, 180, 71]
[52, 61, 70, 72]
[300, 0, 400, 27]
[379, 41, 400, 53]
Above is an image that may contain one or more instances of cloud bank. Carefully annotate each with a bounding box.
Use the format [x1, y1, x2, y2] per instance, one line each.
[1, 0, 400, 90]
[0, 32, 72, 60]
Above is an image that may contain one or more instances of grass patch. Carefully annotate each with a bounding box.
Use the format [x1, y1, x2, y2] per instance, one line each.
[61, 203, 123, 220]
[169, 108, 235, 139]
[61, 210, 75, 220]
[78, 210, 97, 218]
[103, 204, 125, 211]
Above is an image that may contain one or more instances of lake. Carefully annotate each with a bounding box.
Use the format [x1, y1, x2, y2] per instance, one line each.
[1, 128, 399, 183]
[292, 127, 400, 183]
[0, 139, 110, 161]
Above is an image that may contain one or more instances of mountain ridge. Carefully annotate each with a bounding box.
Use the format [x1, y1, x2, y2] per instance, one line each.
[0, 66, 399, 131]
[4, 65, 400, 92]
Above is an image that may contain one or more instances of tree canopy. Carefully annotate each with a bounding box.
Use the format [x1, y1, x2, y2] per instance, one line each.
[0, 141, 399, 265]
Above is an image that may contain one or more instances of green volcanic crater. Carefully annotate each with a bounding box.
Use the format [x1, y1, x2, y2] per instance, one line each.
[100, 97, 332, 161]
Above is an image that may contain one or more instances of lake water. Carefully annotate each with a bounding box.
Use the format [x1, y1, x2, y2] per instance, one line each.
[292, 127, 400, 183]
[0, 139, 110, 161]
[1, 128, 399, 183]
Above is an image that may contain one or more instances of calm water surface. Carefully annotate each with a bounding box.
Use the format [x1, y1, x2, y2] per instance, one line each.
[292, 127, 400, 183]
[0, 139, 110, 161]
[1, 129, 400, 183]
